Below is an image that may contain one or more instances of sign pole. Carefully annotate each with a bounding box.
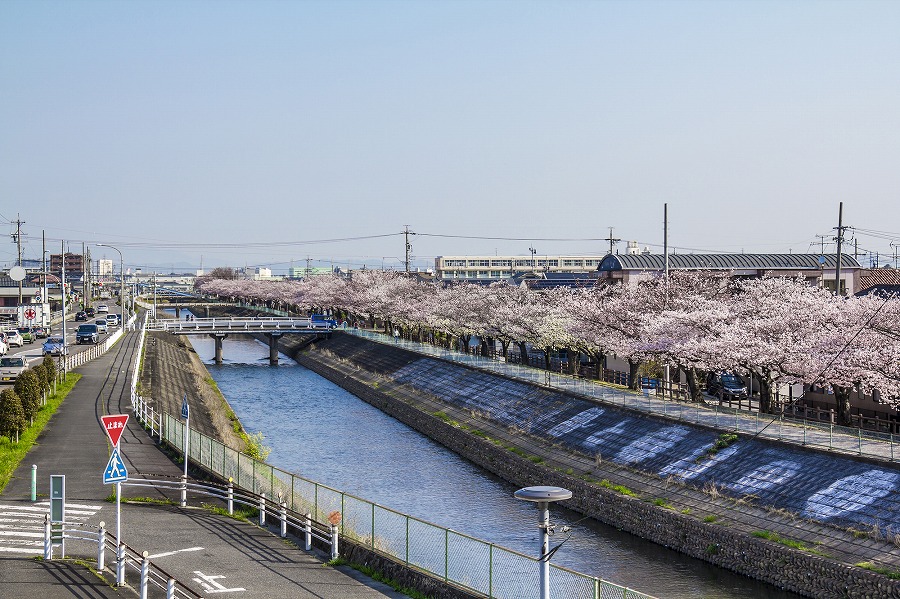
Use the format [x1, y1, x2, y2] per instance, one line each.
[181, 395, 189, 507]
[116, 480, 121, 573]
[100, 413, 129, 586]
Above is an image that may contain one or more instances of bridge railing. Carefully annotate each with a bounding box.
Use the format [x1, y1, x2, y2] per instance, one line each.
[144, 317, 334, 333]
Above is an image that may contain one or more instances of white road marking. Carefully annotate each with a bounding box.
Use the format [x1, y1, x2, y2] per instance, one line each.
[0, 501, 103, 555]
[192, 571, 246, 593]
[148, 546, 204, 559]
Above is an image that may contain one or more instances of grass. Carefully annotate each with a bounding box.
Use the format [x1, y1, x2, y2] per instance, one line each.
[203, 503, 258, 522]
[704, 515, 718, 523]
[752, 530, 829, 556]
[0, 374, 81, 493]
[856, 561, 900, 580]
[327, 557, 433, 599]
[652, 498, 674, 510]
[598, 479, 638, 497]
[697, 433, 739, 463]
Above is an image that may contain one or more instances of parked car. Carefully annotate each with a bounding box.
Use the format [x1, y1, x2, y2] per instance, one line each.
[706, 372, 748, 400]
[0, 356, 29, 383]
[42, 337, 67, 356]
[97, 304, 109, 314]
[75, 311, 88, 321]
[94, 318, 108, 334]
[18, 327, 35, 343]
[5, 330, 24, 347]
[85, 307, 96, 317]
[76, 324, 100, 345]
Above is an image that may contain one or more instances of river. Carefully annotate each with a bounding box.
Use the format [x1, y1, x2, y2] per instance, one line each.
[183, 331, 799, 599]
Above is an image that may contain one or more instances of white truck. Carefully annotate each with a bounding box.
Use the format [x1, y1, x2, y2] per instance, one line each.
[12, 303, 51, 328]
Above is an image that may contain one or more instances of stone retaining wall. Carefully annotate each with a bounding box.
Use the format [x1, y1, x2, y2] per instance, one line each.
[290, 339, 900, 599]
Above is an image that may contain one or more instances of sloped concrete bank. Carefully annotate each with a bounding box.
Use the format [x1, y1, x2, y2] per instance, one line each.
[283, 332, 900, 599]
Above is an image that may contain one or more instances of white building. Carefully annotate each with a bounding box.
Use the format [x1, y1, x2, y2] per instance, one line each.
[98, 259, 114, 276]
[434, 255, 607, 281]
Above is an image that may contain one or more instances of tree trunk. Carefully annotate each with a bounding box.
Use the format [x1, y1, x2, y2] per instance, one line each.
[834, 385, 853, 427]
[543, 348, 551, 370]
[461, 334, 471, 354]
[566, 350, 578, 375]
[685, 367, 702, 402]
[500, 340, 510, 358]
[628, 359, 640, 391]
[758, 376, 773, 414]
[517, 342, 529, 365]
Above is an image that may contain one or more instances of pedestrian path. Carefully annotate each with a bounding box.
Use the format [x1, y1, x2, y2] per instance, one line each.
[0, 501, 105, 556]
[349, 328, 900, 463]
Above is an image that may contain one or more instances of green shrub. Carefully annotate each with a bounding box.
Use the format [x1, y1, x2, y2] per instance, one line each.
[14, 371, 42, 422]
[0, 388, 26, 442]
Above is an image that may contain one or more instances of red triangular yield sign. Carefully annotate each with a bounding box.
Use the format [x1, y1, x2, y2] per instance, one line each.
[101, 414, 129, 447]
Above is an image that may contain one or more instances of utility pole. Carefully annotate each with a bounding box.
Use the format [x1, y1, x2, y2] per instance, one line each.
[403, 225, 415, 273]
[12, 215, 24, 305]
[815, 234, 828, 256]
[833, 202, 848, 296]
[306, 256, 311, 278]
[603, 227, 621, 255]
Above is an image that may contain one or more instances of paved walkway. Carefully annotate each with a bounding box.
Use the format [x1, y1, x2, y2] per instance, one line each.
[0, 318, 406, 598]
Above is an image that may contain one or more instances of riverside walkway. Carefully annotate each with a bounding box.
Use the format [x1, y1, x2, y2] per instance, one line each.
[0, 317, 406, 598]
[348, 329, 900, 464]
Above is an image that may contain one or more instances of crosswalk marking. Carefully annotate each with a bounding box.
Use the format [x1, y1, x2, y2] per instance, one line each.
[0, 501, 103, 556]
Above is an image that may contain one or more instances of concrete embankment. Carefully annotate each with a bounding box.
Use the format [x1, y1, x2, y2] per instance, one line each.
[279, 331, 900, 599]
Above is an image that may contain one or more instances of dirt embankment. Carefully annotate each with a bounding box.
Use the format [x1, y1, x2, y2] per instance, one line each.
[140, 330, 246, 451]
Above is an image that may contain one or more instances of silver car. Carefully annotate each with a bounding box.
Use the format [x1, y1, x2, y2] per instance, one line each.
[95, 318, 108, 334]
[0, 356, 29, 383]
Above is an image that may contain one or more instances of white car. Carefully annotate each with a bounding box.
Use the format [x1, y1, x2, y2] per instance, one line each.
[106, 314, 120, 327]
[0, 356, 29, 383]
[97, 304, 109, 314]
[95, 318, 108, 333]
[5, 330, 23, 347]
[0, 337, 7, 356]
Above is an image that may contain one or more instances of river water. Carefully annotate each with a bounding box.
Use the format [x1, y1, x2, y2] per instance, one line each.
[184, 331, 799, 599]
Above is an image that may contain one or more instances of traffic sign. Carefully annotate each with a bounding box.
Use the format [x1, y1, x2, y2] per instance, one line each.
[181, 394, 190, 420]
[24, 308, 36, 320]
[101, 414, 129, 447]
[103, 448, 128, 484]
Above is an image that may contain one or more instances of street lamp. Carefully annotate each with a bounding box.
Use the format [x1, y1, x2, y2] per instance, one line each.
[514, 485, 572, 599]
[529, 247, 537, 273]
[96, 244, 126, 327]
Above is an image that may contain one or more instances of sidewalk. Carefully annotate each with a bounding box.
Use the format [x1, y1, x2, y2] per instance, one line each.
[0, 321, 406, 598]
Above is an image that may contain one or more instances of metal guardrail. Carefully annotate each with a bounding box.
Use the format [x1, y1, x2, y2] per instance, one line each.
[42, 515, 201, 599]
[144, 317, 335, 334]
[348, 329, 900, 464]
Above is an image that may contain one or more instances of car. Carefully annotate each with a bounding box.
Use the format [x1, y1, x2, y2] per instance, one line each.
[18, 327, 35, 343]
[42, 337, 67, 356]
[76, 324, 100, 345]
[0, 335, 7, 356]
[706, 372, 748, 400]
[5, 330, 24, 347]
[75, 311, 88, 321]
[97, 304, 109, 314]
[34, 326, 48, 339]
[85, 307, 96, 317]
[94, 318, 108, 333]
[0, 356, 29, 383]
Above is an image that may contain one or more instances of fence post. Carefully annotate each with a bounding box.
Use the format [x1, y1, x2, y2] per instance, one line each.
[280, 503, 287, 538]
[180, 474, 187, 508]
[167, 578, 176, 599]
[305, 513, 312, 551]
[116, 542, 126, 586]
[43, 515, 52, 560]
[330, 523, 339, 560]
[140, 551, 149, 599]
[31, 464, 37, 502]
[97, 522, 106, 571]
[259, 493, 266, 526]
[227, 478, 234, 515]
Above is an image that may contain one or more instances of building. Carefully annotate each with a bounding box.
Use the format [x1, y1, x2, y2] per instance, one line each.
[434, 255, 607, 281]
[98, 259, 114, 277]
[596, 253, 861, 294]
[855, 267, 900, 297]
[50, 253, 85, 278]
[288, 266, 333, 279]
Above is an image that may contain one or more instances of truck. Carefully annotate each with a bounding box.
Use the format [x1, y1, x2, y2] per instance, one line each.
[310, 314, 338, 329]
[16, 303, 52, 329]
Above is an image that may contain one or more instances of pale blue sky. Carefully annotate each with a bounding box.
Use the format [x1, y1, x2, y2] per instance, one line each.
[2, 0, 899, 273]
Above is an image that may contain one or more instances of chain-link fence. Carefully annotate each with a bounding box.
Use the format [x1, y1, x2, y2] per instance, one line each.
[154, 411, 654, 599]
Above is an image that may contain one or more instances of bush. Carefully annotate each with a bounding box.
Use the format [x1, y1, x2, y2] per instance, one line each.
[0, 388, 25, 442]
[14, 371, 42, 422]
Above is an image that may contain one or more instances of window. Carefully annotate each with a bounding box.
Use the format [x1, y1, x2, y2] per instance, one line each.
[515, 260, 532, 267]
[477, 270, 490, 278]
[584, 260, 598, 267]
[563, 259, 583, 267]
[469, 260, 490, 267]
[491, 260, 512, 267]
[444, 260, 466, 267]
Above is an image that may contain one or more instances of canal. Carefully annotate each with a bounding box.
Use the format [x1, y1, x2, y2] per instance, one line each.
[185, 332, 800, 599]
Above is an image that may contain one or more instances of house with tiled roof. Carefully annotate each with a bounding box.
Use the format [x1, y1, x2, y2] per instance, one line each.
[855, 268, 900, 297]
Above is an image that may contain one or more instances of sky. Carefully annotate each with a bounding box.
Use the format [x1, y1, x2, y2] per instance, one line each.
[2, 0, 899, 274]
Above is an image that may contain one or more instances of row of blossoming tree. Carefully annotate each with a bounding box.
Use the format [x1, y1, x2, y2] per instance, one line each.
[195, 270, 900, 425]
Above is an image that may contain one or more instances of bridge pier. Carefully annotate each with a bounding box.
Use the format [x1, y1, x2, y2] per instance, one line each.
[210, 333, 228, 364]
[205, 305, 210, 318]
[175, 307, 181, 318]
[267, 333, 283, 365]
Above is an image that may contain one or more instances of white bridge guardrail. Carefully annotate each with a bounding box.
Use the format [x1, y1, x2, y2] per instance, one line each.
[144, 317, 335, 333]
[131, 312, 655, 599]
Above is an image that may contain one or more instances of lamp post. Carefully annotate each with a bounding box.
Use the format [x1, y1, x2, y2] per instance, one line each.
[514, 486, 572, 599]
[96, 244, 125, 325]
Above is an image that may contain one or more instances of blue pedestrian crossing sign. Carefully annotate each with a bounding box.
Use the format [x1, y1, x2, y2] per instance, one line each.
[103, 448, 128, 484]
[181, 394, 190, 420]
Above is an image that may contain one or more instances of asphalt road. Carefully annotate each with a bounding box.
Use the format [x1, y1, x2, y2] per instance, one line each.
[0, 313, 406, 598]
